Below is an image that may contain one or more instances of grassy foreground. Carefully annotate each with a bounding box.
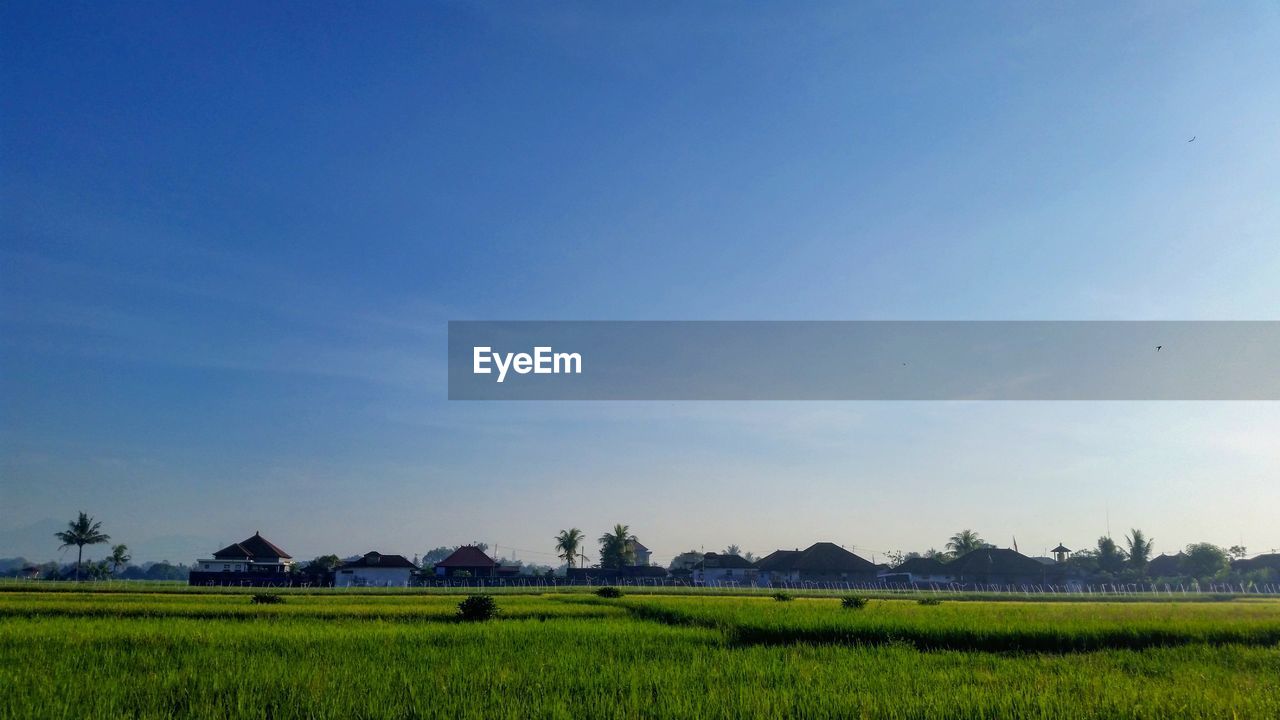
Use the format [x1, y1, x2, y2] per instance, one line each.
[1, 591, 1278, 719]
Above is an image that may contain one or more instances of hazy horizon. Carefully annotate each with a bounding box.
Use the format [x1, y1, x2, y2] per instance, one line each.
[3, 3, 1279, 567]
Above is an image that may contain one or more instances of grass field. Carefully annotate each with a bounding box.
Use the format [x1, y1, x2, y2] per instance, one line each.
[2, 589, 1278, 719]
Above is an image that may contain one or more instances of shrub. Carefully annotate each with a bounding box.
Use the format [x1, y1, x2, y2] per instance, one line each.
[251, 593, 284, 605]
[595, 586, 623, 598]
[772, 592, 794, 602]
[457, 595, 499, 621]
[841, 595, 869, 610]
[917, 597, 942, 606]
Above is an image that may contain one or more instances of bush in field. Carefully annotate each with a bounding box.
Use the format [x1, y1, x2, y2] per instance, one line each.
[772, 592, 794, 602]
[841, 595, 869, 610]
[251, 593, 284, 605]
[917, 597, 943, 606]
[457, 595, 498, 621]
[595, 586, 623, 598]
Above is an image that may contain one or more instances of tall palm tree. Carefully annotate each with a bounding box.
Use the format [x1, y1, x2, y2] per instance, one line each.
[946, 529, 985, 558]
[1124, 529, 1152, 569]
[108, 544, 131, 575]
[55, 512, 110, 582]
[598, 523, 637, 569]
[554, 528, 585, 568]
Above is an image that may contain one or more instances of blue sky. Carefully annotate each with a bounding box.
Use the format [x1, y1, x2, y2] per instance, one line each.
[3, 2, 1279, 565]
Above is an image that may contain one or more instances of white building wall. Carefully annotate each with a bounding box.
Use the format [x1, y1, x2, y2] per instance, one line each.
[335, 567, 414, 587]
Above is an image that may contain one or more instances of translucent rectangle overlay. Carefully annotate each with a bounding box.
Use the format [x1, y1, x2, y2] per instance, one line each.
[447, 321, 1280, 400]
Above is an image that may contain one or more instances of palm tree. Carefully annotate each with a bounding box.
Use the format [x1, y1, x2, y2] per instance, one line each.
[946, 529, 985, 558]
[1125, 529, 1153, 569]
[108, 544, 131, 575]
[55, 512, 110, 581]
[598, 523, 637, 569]
[554, 528, 585, 569]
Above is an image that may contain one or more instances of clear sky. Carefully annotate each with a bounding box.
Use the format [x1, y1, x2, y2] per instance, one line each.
[3, 2, 1279, 566]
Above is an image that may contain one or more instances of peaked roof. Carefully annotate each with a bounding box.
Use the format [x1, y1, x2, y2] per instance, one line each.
[792, 542, 877, 573]
[950, 548, 1046, 576]
[757, 543, 876, 574]
[631, 541, 650, 553]
[212, 542, 252, 559]
[1233, 553, 1280, 572]
[211, 532, 292, 560]
[434, 545, 495, 568]
[754, 549, 802, 571]
[1147, 552, 1187, 574]
[695, 552, 755, 570]
[1051, 544, 1071, 553]
[339, 552, 417, 570]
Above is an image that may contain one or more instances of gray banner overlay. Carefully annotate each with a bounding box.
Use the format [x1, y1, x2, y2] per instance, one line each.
[448, 321, 1280, 400]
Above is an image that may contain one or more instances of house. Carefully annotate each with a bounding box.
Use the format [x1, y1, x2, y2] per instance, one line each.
[630, 541, 653, 566]
[1231, 553, 1280, 577]
[189, 532, 294, 586]
[1147, 552, 1187, 577]
[335, 551, 417, 587]
[692, 553, 757, 585]
[949, 548, 1059, 585]
[434, 545, 497, 578]
[881, 556, 955, 584]
[755, 542, 878, 585]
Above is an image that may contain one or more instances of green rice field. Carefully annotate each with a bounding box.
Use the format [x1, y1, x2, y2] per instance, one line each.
[2, 588, 1278, 719]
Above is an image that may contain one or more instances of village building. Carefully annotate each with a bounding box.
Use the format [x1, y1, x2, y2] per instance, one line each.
[881, 556, 955, 584]
[755, 542, 878, 585]
[189, 532, 294, 586]
[692, 552, 757, 585]
[335, 551, 417, 587]
[1147, 552, 1188, 577]
[434, 545, 498, 578]
[948, 547, 1060, 585]
[630, 541, 653, 566]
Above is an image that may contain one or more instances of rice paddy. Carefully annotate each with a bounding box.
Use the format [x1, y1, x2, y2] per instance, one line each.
[2, 588, 1278, 718]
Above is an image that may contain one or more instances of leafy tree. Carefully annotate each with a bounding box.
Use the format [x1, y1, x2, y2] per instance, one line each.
[54, 512, 110, 582]
[883, 550, 905, 566]
[724, 544, 741, 556]
[420, 547, 455, 568]
[294, 555, 342, 578]
[1183, 543, 1229, 581]
[1066, 548, 1100, 575]
[946, 530, 985, 558]
[84, 560, 112, 580]
[1227, 545, 1248, 560]
[598, 524, 637, 569]
[310, 554, 342, 571]
[555, 529, 586, 568]
[1124, 530, 1152, 570]
[668, 550, 704, 572]
[108, 544, 131, 575]
[143, 562, 189, 581]
[923, 548, 952, 562]
[1096, 536, 1128, 574]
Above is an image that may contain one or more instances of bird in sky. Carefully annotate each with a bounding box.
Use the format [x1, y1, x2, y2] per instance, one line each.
[1156, 345, 1163, 351]
[1188, 136, 1196, 142]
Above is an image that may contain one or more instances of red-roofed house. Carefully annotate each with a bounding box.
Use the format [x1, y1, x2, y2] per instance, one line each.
[434, 545, 497, 578]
